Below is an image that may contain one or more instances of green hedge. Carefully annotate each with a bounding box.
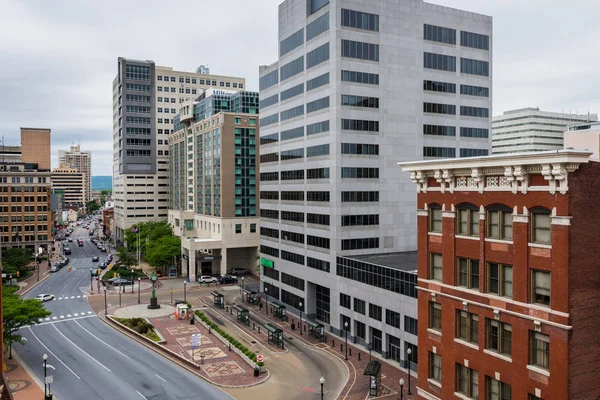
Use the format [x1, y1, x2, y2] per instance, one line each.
[195, 311, 263, 366]
[113, 317, 161, 342]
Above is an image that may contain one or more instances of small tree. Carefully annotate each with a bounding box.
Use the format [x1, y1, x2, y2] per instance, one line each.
[146, 236, 181, 274]
[2, 248, 33, 275]
[86, 200, 100, 213]
[3, 286, 51, 357]
[115, 246, 137, 268]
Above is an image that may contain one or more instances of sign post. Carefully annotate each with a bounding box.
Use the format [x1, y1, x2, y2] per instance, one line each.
[256, 354, 264, 363]
[191, 334, 201, 363]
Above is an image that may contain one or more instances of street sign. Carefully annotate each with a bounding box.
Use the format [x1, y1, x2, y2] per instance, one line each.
[150, 273, 158, 282]
[256, 355, 264, 363]
[191, 333, 201, 348]
[45, 376, 53, 384]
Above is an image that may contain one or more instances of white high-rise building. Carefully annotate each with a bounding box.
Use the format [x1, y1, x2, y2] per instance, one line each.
[492, 107, 598, 154]
[258, 0, 492, 363]
[112, 58, 245, 241]
[58, 144, 91, 206]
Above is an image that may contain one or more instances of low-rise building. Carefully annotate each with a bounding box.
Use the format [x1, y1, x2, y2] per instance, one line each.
[400, 150, 600, 400]
[168, 89, 260, 280]
[564, 121, 600, 159]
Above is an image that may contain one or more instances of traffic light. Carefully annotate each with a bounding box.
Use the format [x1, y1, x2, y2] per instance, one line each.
[16, 271, 20, 277]
[98, 268, 101, 276]
[68, 266, 71, 272]
[113, 272, 117, 278]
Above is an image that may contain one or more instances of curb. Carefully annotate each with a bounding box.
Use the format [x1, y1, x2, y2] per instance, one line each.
[98, 311, 269, 389]
[11, 350, 60, 400]
[17, 275, 50, 296]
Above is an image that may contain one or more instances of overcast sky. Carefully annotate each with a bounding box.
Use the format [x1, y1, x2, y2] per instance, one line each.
[0, 0, 598, 176]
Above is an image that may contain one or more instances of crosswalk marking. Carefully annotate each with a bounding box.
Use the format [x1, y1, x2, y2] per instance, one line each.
[87, 311, 92, 315]
[59, 315, 64, 319]
[82, 295, 87, 298]
[76, 296, 81, 299]
[45, 318, 50, 321]
[74, 313, 79, 317]
[67, 314, 72, 318]
[70, 296, 75, 299]
[58, 298, 63, 300]
[52, 317, 57, 320]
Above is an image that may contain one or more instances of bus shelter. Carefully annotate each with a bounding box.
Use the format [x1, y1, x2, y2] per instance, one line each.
[211, 291, 224, 308]
[264, 323, 284, 349]
[305, 319, 325, 342]
[271, 301, 287, 321]
[363, 360, 381, 397]
[233, 305, 250, 325]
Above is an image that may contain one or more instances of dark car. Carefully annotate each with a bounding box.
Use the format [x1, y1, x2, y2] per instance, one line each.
[219, 274, 238, 284]
[109, 278, 132, 286]
[64, 247, 71, 255]
[229, 268, 249, 275]
[92, 256, 99, 262]
[99, 261, 107, 269]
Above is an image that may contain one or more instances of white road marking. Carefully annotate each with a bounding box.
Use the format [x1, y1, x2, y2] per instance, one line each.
[76, 295, 81, 298]
[136, 391, 147, 400]
[70, 296, 75, 299]
[51, 324, 112, 372]
[82, 295, 87, 298]
[73, 320, 130, 358]
[87, 311, 92, 315]
[155, 374, 167, 383]
[74, 313, 79, 317]
[28, 327, 81, 379]
[58, 298, 63, 301]
[30, 315, 95, 327]
[52, 317, 57, 320]
[60, 315, 64, 319]
[45, 318, 50, 321]
[67, 314, 72, 318]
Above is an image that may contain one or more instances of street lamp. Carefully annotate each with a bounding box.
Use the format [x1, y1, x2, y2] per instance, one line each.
[406, 347, 412, 395]
[264, 286, 269, 315]
[368, 342, 372, 361]
[241, 276, 245, 302]
[89, 268, 93, 293]
[103, 286, 107, 315]
[399, 378, 404, 400]
[320, 376, 325, 400]
[298, 301, 303, 335]
[344, 321, 349, 360]
[184, 281, 187, 302]
[43, 353, 52, 400]
[138, 277, 141, 303]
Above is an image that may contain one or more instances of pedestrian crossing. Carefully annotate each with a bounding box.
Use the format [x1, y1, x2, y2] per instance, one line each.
[55, 295, 87, 301]
[36, 311, 95, 325]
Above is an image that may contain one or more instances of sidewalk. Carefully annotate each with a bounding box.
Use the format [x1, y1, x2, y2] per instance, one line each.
[4, 351, 45, 400]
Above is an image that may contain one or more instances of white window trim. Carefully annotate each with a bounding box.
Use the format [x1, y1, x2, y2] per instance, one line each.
[483, 348, 512, 363]
[454, 338, 479, 351]
[455, 234, 479, 241]
[428, 232, 442, 237]
[484, 237, 513, 245]
[427, 328, 442, 337]
[427, 378, 442, 388]
[527, 364, 550, 377]
[528, 242, 552, 249]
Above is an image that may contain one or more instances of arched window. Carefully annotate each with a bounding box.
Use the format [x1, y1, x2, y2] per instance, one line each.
[530, 207, 551, 244]
[486, 205, 513, 240]
[429, 204, 442, 233]
[456, 203, 479, 237]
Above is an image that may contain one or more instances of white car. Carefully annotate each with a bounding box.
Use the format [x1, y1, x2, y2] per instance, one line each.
[36, 294, 55, 302]
[198, 276, 217, 284]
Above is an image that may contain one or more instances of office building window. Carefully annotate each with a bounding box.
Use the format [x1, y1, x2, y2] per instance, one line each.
[369, 303, 382, 321]
[423, 125, 455, 137]
[428, 352, 442, 382]
[461, 84, 489, 97]
[281, 230, 305, 244]
[306, 42, 330, 69]
[531, 270, 551, 306]
[457, 258, 480, 290]
[429, 205, 442, 232]
[386, 309, 401, 329]
[486, 376, 511, 400]
[341, 119, 379, 132]
[341, 191, 378, 202]
[307, 96, 330, 113]
[309, 0, 329, 14]
[341, 94, 379, 108]
[456, 310, 479, 344]
[457, 204, 479, 236]
[281, 169, 304, 181]
[280, 105, 304, 121]
[281, 272, 305, 290]
[280, 56, 304, 81]
[259, 70, 279, 90]
[460, 127, 489, 138]
[424, 24, 456, 44]
[260, 133, 279, 146]
[280, 127, 304, 141]
[307, 257, 330, 272]
[307, 120, 329, 135]
[307, 213, 330, 226]
[341, 9, 379, 31]
[487, 206, 513, 240]
[306, 73, 330, 91]
[306, 144, 330, 157]
[531, 208, 551, 244]
[281, 210, 304, 223]
[460, 106, 489, 118]
[342, 70, 379, 85]
[461, 31, 490, 50]
[430, 253, 443, 281]
[280, 28, 304, 56]
[307, 235, 330, 249]
[307, 191, 329, 202]
[341, 39, 379, 61]
[341, 237, 379, 250]
[280, 83, 304, 101]
[341, 142, 378, 155]
[423, 80, 456, 93]
[341, 167, 378, 178]
[340, 293, 351, 309]
[456, 363, 479, 399]
[404, 316, 418, 335]
[281, 191, 304, 201]
[260, 94, 279, 109]
[529, 332, 550, 370]
[424, 52, 456, 72]
[461, 58, 489, 76]
[353, 298, 366, 314]
[424, 102, 456, 115]
[307, 168, 329, 179]
[306, 12, 329, 41]
[341, 214, 379, 226]
[487, 263, 513, 298]
[429, 301, 442, 331]
[460, 148, 489, 157]
[260, 114, 279, 127]
[486, 319, 512, 357]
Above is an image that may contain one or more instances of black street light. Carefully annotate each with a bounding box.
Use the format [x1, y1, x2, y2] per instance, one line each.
[184, 281, 187, 302]
[89, 268, 93, 293]
[264, 286, 269, 315]
[138, 277, 141, 303]
[344, 321, 349, 360]
[298, 301, 303, 335]
[320, 376, 325, 400]
[131, 277, 134, 293]
[406, 347, 412, 395]
[399, 378, 404, 400]
[43, 353, 53, 400]
[103, 286, 107, 315]
[241, 277, 245, 302]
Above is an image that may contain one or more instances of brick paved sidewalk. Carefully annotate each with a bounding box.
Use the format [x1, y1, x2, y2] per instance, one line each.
[149, 315, 266, 387]
[4, 351, 45, 400]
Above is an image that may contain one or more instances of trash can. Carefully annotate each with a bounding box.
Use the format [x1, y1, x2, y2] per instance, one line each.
[254, 366, 259, 377]
[190, 316, 195, 325]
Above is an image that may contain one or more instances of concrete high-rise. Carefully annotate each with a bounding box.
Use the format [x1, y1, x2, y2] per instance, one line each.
[492, 107, 597, 154]
[58, 144, 92, 206]
[258, 0, 492, 364]
[51, 165, 86, 209]
[112, 58, 245, 242]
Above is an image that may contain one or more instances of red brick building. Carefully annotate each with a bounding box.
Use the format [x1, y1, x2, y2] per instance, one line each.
[400, 150, 600, 400]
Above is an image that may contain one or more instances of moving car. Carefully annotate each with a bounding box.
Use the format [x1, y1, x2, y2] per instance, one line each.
[219, 274, 238, 284]
[92, 256, 99, 262]
[68, 238, 73, 242]
[198, 275, 217, 284]
[229, 268, 249, 275]
[64, 246, 71, 255]
[36, 294, 55, 302]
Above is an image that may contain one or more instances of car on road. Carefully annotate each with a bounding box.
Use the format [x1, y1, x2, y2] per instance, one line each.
[68, 238, 73, 242]
[92, 256, 99, 262]
[100, 247, 107, 252]
[105, 254, 113, 262]
[108, 278, 133, 286]
[49, 265, 59, 273]
[36, 294, 55, 302]
[219, 274, 238, 284]
[198, 276, 217, 284]
[64, 247, 71, 255]
[99, 261, 107, 269]
[229, 268, 249, 275]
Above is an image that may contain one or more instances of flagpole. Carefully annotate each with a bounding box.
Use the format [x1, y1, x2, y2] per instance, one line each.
[35, 230, 39, 281]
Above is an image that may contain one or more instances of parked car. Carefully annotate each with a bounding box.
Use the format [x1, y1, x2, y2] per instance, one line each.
[36, 294, 55, 302]
[98, 261, 107, 269]
[229, 268, 249, 275]
[105, 254, 113, 262]
[68, 238, 73, 242]
[100, 247, 107, 252]
[64, 247, 71, 255]
[198, 276, 217, 284]
[49, 265, 59, 273]
[92, 256, 99, 262]
[219, 274, 238, 284]
[108, 278, 132, 286]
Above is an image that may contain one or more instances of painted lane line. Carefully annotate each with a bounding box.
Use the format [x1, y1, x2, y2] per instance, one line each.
[70, 296, 75, 299]
[82, 295, 87, 298]
[28, 327, 81, 379]
[51, 324, 112, 372]
[136, 391, 147, 400]
[155, 374, 167, 383]
[25, 315, 95, 328]
[52, 317, 57, 320]
[58, 298, 63, 301]
[73, 320, 130, 358]
[77, 296, 81, 298]
[45, 318, 50, 321]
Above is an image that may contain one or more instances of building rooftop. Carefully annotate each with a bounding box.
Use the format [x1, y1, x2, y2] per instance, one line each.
[347, 251, 418, 273]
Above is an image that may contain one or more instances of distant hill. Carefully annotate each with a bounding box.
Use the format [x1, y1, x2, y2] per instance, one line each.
[92, 176, 112, 191]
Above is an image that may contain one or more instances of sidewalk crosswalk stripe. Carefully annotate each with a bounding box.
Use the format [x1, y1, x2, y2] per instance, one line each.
[74, 313, 79, 317]
[70, 296, 75, 299]
[76, 296, 81, 298]
[52, 317, 57, 320]
[87, 311, 92, 315]
[67, 314, 72, 318]
[60, 315, 65, 319]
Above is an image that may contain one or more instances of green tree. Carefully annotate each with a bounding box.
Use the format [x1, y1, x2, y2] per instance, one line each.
[146, 236, 181, 270]
[101, 189, 112, 196]
[2, 248, 33, 275]
[124, 221, 174, 257]
[115, 246, 137, 268]
[3, 286, 51, 357]
[86, 200, 100, 213]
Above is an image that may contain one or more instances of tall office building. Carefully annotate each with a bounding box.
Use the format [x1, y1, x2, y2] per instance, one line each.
[58, 144, 92, 206]
[51, 165, 86, 209]
[169, 89, 260, 279]
[112, 58, 245, 241]
[492, 107, 597, 154]
[258, 0, 491, 363]
[400, 150, 600, 400]
[20, 127, 51, 171]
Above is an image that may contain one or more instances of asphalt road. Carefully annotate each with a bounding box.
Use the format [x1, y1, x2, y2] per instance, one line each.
[17, 224, 234, 400]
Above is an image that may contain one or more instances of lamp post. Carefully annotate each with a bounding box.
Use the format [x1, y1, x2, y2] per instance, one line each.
[298, 301, 303, 335]
[264, 286, 268, 315]
[399, 378, 404, 400]
[184, 281, 187, 302]
[138, 277, 141, 303]
[368, 342, 372, 361]
[344, 321, 349, 360]
[89, 268, 93, 293]
[43, 353, 48, 399]
[406, 348, 412, 395]
[241, 277, 245, 302]
[103, 286, 107, 315]
[320, 376, 325, 400]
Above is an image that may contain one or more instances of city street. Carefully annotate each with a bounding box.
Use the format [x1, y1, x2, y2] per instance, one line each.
[16, 225, 234, 400]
